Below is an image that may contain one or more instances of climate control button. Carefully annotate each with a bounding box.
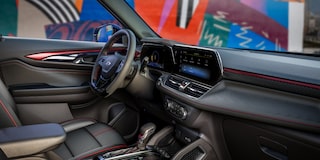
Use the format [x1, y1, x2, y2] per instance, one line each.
[165, 99, 188, 120]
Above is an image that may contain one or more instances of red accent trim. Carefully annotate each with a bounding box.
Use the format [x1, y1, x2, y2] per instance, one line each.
[26, 48, 140, 61]
[0, 100, 18, 127]
[26, 49, 100, 61]
[224, 68, 320, 90]
[76, 144, 127, 160]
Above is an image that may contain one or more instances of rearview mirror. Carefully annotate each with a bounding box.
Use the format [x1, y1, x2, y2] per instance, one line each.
[93, 24, 121, 42]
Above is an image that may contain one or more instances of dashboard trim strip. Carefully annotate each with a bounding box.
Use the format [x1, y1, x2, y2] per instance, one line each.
[224, 68, 320, 90]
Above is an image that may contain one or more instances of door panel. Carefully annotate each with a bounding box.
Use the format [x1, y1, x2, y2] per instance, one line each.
[1, 60, 91, 87]
[0, 37, 109, 124]
[11, 85, 94, 104]
[0, 59, 97, 105]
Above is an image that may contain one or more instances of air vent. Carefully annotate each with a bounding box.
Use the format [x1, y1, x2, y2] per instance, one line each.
[165, 76, 210, 98]
[165, 76, 184, 90]
[185, 83, 210, 98]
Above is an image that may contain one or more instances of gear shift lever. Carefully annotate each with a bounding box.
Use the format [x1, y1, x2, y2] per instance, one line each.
[137, 123, 156, 150]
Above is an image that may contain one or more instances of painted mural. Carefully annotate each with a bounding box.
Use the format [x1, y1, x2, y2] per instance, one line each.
[135, 0, 305, 52]
[0, 0, 311, 52]
[0, 0, 18, 36]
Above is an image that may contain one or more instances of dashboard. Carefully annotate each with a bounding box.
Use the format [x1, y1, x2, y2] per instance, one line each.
[140, 42, 223, 121]
[135, 39, 320, 160]
[136, 39, 320, 133]
[141, 43, 223, 86]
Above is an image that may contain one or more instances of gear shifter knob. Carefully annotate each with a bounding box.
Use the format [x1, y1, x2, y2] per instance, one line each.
[138, 123, 156, 150]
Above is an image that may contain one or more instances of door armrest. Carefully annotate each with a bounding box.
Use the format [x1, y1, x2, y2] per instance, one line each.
[0, 123, 66, 158]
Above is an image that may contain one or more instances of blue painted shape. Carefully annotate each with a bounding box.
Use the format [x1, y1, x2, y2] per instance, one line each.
[265, 0, 288, 28]
[228, 24, 286, 51]
[45, 20, 120, 41]
[80, 0, 135, 21]
[240, 0, 288, 28]
[80, 0, 114, 20]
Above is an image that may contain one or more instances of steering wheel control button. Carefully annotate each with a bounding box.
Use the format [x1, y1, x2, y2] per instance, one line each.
[99, 55, 121, 77]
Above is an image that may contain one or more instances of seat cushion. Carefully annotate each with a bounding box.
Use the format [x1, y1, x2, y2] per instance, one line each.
[53, 119, 127, 160]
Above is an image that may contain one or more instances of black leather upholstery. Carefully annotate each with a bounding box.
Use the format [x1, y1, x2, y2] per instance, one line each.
[0, 123, 66, 158]
[0, 79, 126, 159]
[0, 80, 21, 128]
[54, 119, 126, 160]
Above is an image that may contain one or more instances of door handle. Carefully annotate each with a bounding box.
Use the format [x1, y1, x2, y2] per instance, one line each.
[73, 56, 95, 65]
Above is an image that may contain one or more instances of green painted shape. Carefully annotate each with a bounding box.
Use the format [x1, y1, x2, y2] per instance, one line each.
[199, 14, 232, 47]
[0, 0, 18, 36]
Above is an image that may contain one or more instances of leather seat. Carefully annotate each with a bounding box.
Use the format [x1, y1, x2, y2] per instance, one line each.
[0, 80, 126, 159]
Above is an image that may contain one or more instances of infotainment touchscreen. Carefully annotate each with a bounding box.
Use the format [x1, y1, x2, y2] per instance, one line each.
[173, 45, 222, 85]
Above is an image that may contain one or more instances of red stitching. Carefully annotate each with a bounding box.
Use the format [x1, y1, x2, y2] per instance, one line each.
[76, 144, 127, 160]
[0, 100, 17, 127]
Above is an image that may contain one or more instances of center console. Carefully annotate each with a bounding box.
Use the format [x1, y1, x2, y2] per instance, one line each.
[94, 125, 216, 160]
[97, 43, 221, 160]
[95, 148, 160, 160]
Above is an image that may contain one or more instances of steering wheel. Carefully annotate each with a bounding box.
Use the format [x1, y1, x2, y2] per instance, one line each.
[91, 29, 136, 96]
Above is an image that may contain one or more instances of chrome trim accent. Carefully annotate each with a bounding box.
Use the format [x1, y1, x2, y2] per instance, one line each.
[43, 55, 77, 61]
[105, 150, 154, 160]
[164, 75, 211, 99]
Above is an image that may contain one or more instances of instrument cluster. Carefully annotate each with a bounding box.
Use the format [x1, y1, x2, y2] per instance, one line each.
[140, 43, 174, 71]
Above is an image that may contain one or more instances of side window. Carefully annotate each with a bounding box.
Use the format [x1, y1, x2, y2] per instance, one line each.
[0, 0, 132, 42]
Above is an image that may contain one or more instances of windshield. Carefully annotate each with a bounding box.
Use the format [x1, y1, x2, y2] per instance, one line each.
[1, 0, 319, 55]
[133, 0, 320, 55]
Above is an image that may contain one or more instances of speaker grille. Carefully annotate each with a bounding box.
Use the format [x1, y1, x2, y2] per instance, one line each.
[181, 147, 205, 160]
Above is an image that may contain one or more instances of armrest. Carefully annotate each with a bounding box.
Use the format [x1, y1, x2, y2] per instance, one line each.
[0, 123, 66, 158]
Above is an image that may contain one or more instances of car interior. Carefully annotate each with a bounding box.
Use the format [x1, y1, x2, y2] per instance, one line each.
[0, 0, 319, 160]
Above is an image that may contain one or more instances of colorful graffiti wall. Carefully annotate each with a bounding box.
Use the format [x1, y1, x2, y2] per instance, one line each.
[0, 0, 132, 41]
[0, 0, 307, 52]
[135, 0, 305, 52]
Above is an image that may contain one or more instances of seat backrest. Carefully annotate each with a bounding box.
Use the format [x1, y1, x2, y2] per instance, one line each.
[0, 79, 21, 128]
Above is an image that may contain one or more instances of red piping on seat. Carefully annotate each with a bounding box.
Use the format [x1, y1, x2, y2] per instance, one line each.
[76, 144, 127, 160]
[0, 100, 18, 127]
